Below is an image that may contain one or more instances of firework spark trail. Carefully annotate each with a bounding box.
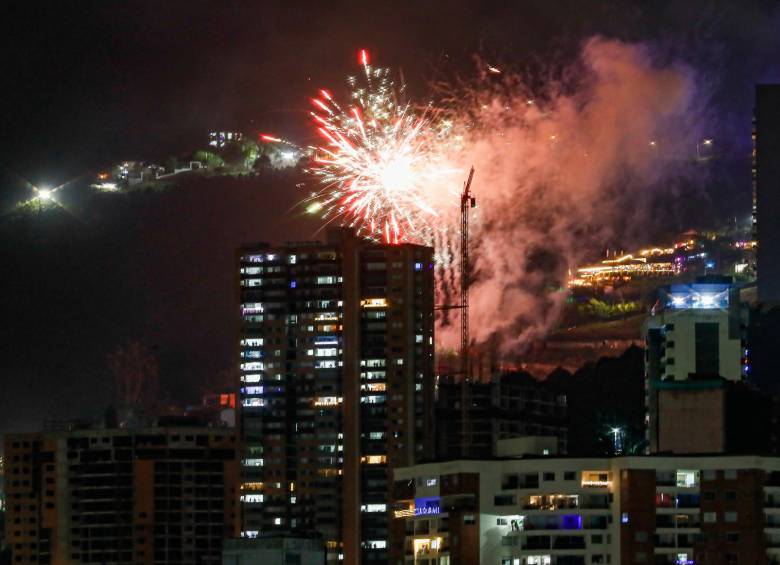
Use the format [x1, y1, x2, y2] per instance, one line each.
[305, 50, 462, 244]
[266, 42, 707, 356]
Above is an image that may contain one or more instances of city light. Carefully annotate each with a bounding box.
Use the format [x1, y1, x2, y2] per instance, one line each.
[38, 188, 52, 200]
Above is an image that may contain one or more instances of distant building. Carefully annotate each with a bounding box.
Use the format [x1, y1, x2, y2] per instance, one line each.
[755, 84, 780, 303]
[237, 228, 435, 564]
[209, 131, 243, 148]
[435, 373, 567, 459]
[390, 444, 780, 564]
[222, 534, 325, 565]
[643, 278, 749, 453]
[644, 279, 744, 382]
[3, 426, 239, 564]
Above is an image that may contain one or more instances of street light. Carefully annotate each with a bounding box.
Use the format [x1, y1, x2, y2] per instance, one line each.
[610, 427, 624, 454]
[38, 189, 52, 201]
[697, 138, 714, 160]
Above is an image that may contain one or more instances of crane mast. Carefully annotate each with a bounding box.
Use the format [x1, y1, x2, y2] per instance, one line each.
[460, 166, 475, 379]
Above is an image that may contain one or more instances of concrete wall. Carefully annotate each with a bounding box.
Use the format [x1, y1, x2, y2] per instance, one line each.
[657, 387, 726, 454]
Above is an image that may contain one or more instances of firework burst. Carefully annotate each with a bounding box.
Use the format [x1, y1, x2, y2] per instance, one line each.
[306, 50, 460, 244]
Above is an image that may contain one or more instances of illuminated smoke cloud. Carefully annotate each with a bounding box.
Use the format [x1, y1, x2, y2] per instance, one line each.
[435, 37, 703, 353]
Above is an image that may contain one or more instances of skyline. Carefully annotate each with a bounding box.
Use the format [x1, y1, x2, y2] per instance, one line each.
[2, 0, 780, 437]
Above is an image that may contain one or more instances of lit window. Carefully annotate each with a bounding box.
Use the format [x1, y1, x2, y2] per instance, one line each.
[314, 396, 341, 406]
[360, 503, 387, 513]
[274, 517, 282, 525]
[362, 455, 387, 465]
[414, 262, 423, 271]
[581, 471, 610, 487]
[676, 470, 699, 488]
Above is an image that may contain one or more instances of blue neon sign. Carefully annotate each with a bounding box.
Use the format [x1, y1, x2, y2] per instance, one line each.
[414, 497, 441, 516]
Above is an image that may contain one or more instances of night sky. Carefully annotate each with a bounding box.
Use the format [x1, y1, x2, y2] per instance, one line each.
[1, 0, 779, 437]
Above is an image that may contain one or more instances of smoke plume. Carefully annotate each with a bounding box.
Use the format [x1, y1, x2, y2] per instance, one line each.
[436, 37, 705, 353]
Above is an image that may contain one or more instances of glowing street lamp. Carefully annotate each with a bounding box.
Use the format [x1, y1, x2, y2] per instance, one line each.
[610, 427, 624, 454]
[697, 138, 714, 160]
[38, 189, 52, 201]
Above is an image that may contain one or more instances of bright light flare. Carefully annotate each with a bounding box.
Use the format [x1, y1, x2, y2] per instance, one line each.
[38, 189, 52, 201]
[305, 51, 460, 243]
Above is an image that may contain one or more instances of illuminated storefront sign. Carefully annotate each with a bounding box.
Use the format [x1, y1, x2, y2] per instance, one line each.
[414, 496, 441, 516]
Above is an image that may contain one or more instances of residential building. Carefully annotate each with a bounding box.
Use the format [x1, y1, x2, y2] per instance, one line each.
[644, 278, 744, 383]
[435, 373, 567, 460]
[3, 426, 239, 564]
[755, 84, 780, 303]
[390, 444, 780, 564]
[643, 278, 748, 453]
[209, 131, 243, 148]
[222, 534, 325, 564]
[237, 228, 435, 564]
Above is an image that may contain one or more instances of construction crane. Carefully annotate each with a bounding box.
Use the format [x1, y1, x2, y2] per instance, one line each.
[433, 167, 475, 457]
[460, 166, 476, 378]
[435, 166, 476, 377]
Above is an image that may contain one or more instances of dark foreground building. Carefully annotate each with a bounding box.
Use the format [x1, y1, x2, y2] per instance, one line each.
[237, 228, 435, 564]
[755, 84, 780, 303]
[435, 373, 568, 459]
[3, 426, 239, 564]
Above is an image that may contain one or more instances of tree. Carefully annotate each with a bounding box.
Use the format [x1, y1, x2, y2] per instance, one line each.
[192, 150, 225, 169]
[241, 140, 260, 170]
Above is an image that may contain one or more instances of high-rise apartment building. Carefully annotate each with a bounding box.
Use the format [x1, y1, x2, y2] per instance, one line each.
[237, 228, 435, 564]
[3, 426, 239, 565]
[755, 84, 780, 303]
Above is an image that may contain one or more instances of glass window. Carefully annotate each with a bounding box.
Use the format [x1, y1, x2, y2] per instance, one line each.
[676, 470, 699, 488]
[724, 511, 738, 523]
[695, 322, 720, 375]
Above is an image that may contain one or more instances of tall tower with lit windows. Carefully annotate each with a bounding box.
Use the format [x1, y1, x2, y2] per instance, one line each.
[237, 228, 435, 564]
[755, 84, 780, 302]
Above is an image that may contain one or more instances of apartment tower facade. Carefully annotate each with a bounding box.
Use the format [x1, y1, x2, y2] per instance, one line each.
[237, 228, 435, 564]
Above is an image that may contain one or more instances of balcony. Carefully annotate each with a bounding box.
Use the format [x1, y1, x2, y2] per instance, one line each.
[522, 495, 579, 511]
[552, 536, 586, 550]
